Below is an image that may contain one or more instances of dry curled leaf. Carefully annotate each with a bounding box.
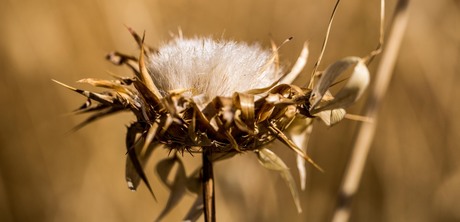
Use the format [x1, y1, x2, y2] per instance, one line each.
[287, 118, 314, 190]
[310, 57, 370, 114]
[256, 148, 302, 213]
[126, 123, 156, 200]
[279, 42, 309, 85]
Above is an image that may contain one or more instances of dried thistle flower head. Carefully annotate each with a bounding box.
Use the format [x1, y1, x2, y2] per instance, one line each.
[148, 37, 282, 100]
[55, 14, 376, 219]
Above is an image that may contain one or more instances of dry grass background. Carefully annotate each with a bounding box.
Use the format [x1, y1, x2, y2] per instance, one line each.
[0, 0, 459, 221]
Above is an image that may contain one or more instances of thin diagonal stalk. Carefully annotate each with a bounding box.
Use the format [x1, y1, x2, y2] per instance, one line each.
[331, 0, 410, 222]
[202, 148, 216, 222]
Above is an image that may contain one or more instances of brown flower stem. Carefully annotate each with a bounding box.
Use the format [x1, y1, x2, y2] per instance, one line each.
[202, 148, 216, 222]
[331, 0, 410, 222]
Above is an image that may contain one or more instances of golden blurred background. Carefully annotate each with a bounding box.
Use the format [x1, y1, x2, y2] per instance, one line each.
[1, 0, 459, 221]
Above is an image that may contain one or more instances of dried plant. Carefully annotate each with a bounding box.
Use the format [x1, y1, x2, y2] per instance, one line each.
[55, 0, 388, 221]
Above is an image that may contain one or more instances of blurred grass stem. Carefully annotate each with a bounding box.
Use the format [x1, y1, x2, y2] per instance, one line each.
[331, 0, 410, 221]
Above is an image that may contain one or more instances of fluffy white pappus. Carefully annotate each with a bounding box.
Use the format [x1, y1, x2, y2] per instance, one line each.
[147, 37, 283, 100]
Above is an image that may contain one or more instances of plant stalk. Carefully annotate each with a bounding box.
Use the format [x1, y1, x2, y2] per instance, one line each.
[202, 148, 216, 222]
[331, 0, 410, 222]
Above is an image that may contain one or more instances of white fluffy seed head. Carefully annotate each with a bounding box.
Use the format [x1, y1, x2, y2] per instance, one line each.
[147, 37, 282, 101]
